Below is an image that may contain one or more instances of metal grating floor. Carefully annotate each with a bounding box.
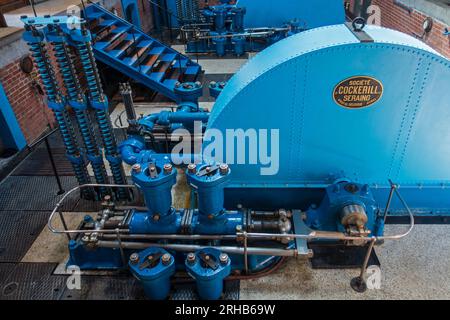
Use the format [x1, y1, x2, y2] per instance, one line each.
[0, 263, 67, 300]
[0, 176, 86, 212]
[60, 275, 146, 300]
[12, 147, 75, 176]
[0, 211, 50, 262]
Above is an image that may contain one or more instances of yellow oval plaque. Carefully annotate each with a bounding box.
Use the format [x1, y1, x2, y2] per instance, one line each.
[333, 76, 383, 109]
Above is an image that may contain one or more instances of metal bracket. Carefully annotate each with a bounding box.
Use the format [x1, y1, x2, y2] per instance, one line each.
[197, 164, 220, 177]
[199, 252, 218, 270]
[139, 252, 163, 270]
[292, 210, 314, 258]
[345, 21, 374, 43]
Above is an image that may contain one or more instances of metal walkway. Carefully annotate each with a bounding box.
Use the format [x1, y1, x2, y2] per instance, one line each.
[84, 3, 202, 101]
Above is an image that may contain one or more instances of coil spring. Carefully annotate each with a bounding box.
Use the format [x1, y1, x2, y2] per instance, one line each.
[95, 109, 129, 199]
[28, 42, 59, 100]
[76, 35, 128, 199]
[28, 38, 93, 199]
[53, 42, 79, 101]
[77, 41, 102, 100]
[55, 109, 93, 199]
[95, 109, 117, 155]
[75, 109, 110, 197]
[53, 40, 110, 198]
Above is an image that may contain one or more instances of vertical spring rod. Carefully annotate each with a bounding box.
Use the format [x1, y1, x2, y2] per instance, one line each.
[25, 25, 93, 199]
[51, 26, 110, 198]
[74, 26, 128, 200]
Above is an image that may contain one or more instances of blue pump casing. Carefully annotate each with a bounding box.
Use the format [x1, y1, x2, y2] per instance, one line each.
[129, 248, 175, 300]
[185, 248, 231, 300]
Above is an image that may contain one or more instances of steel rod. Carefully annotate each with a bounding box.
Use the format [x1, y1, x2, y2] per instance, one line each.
[100, 234, 237, 241]
[383, 183, 396, 222]
[44, 136, 65, 195]
[359, 238, 376, 279]
[96, 241, 296, 257]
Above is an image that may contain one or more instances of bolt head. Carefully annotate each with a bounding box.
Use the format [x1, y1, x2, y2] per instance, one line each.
[219, 253, 229, 264]
[132, 164, 141, 173]
[163, 163, 173, 174]
[161, 253, 171, 265]
[153, 214, 160, 221]
[130, 253, 139, 264]
[194, 81, 201, 88]
[175, 81, 181, 88]
[236, 225, 242, 232]
[187, 164, 196, 174]
[209, 81, 217, 88]
[219, 163, 229, 175]
[187, 252, 196, 264]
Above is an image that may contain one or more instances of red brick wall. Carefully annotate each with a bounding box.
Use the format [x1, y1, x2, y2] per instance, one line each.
[352, 0, 450, 58]
[0, 58, 54, 145]
[138, 0, 153, 33]
[373, 0, 449, 58]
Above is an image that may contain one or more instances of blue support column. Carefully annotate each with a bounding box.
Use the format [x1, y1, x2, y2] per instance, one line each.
[0, 83, 26, 151]
[121, 0, 142, 29]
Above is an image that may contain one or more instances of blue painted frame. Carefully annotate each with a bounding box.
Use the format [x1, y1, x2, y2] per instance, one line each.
[0, 82, 26, 151]
[121, 0, 142, 29]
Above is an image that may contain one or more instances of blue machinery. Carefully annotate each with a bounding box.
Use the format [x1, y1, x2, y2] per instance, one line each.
[180, 0, 345, 56]
[22, 7, 450, 300]
[22, 15, 129, 200]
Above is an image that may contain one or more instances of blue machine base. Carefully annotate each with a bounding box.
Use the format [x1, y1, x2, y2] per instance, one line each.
[68, 238, 281, 272]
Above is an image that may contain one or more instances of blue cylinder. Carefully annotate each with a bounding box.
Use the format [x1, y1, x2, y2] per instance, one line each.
[132, 162, 177, 215]
[209, 81, 226, 98]
[186, 163, 230, 217]
[231, 7, 246, 32]
[213, 8, 227, 33]
[129, 248, 175, 300]
[211, 32, 227, 57]
[232, 36, 246, 56]
[174, 81, 203, 104]
[185, 248, 231, 300]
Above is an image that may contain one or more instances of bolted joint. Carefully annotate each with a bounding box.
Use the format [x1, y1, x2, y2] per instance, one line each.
[163, 163, 173, 175]
[219, 163, 229, 175]
[132, 163, 142, 173]
[161, 253, 172, 266]
[187, 252, 196, 264]
[187, 163, 197, 174]
[219, 253, 229, 265]
[129, 253, 139, 264]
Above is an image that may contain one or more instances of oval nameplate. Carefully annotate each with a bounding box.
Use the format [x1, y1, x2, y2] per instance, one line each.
[333, 76, 383, 109]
